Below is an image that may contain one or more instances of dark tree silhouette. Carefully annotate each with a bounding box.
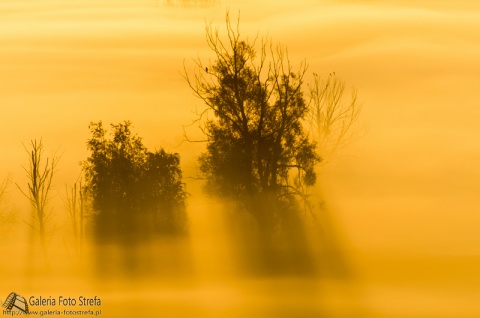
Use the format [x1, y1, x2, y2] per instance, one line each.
[185, 13, 320, 274]
[16, 139, 58, 263]
[185, 13, 319, 229]
[83, 121, 187, 245]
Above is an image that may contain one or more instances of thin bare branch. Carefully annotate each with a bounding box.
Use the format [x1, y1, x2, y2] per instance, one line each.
[17, 139, 59, 260]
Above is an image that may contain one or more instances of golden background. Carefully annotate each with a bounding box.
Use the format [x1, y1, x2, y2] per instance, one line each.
[1, 1, 480, 317]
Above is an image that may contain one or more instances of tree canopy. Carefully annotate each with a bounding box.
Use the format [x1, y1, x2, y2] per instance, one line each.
[83, 121, 187, 244]
[186, 14, 319, 228]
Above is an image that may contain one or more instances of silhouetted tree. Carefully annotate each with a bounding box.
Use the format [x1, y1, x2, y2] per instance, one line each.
[185, 13, 319, 232]
[83, 121, 187, 245]
[16, 139, 58, 260]
[308, 72, 361, 160]
[184, 13, 322, 274]
[64, 180, 86, 263]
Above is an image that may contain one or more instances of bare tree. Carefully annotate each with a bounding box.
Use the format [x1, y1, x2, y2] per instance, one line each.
[64, 180, 86, 262]
[0, 176, 15, 236]
[308, 72, 361, 160]
[16, 139, 59, 258]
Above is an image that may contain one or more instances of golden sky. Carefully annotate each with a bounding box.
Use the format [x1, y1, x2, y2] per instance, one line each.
[1, 1, 480, 316]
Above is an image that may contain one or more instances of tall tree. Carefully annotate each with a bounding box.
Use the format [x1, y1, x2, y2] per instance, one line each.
[308, 72, 361, 160]
[17, 139, 58, 259]
[83, 121, 187, 244]
[185, 13, 319, 233]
